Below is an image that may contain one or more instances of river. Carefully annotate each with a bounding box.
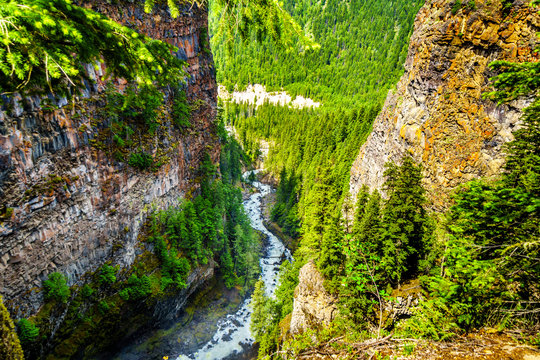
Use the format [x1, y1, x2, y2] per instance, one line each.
[176, 172, 292, 360]
[113, 172, 291, 360]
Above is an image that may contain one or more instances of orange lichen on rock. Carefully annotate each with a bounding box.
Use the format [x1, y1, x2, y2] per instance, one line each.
[349, 0, 540, 209]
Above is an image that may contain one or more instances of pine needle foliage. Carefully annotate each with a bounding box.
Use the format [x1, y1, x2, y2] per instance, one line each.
[0, 296, 24, 360]
[0, 0, 186, 96]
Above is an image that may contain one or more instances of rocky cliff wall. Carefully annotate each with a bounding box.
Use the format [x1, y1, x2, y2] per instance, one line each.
[0, 0, 218, 316]
[349, 0, 539, 207]
[289, 261, 337, 335]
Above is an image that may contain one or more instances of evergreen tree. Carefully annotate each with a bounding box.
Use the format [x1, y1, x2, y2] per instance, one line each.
[250, 280, 269, 341]
[351, 185, 370, 237]
[0, 296, 24, 360]
[301, 164, 339, 258]
[43, 272, 71, 304]
[341, 189, 385, 328]
[381, 156, 428, 286]
[0, 0, 186, 96]
[318, 213, 346, 293]
[358, 190, 383, 256]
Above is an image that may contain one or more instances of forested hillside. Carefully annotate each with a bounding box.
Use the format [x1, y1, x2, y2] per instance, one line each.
[214, 0, 540, 358]
[1, 0, 539, 359]
[213, 0, 424, 108]
[213, 0, 425, 252]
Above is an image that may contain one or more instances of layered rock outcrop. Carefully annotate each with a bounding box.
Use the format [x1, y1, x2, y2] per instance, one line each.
[0, 0, 218, 316]
[349, 0, 539, 207]
[290, 261, 337, 334]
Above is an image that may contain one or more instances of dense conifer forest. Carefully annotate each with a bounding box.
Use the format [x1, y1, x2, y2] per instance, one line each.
[214, 0, 424, 108]
[211, 0, 540, 357]
[0, 0, 539, 359]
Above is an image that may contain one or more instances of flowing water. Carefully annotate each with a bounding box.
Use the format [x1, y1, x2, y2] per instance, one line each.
[174, 172, 291, 360]
[112, 172, 290, 360]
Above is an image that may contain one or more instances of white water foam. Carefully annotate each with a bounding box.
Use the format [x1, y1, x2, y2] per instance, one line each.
[176, 172, 292, 360]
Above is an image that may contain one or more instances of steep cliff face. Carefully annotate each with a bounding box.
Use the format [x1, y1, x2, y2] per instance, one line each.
[289, 261, 337, 335]
[349, 0, 539, 207]
[0, 0, 218, 316]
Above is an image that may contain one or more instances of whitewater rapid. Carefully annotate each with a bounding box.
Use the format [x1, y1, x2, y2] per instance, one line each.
[176, 172, 292, 360]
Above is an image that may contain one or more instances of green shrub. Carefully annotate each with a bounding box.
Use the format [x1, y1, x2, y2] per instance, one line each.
[98, 264, 117, 286]
[452, 0, 462, 14]
[128, 151, 153, 170]
[172, 90, 191, 129]
[97, 301, 110, 315]
[113, 134, 125, 147]
[502, 0, 513, 13]
[81, 284, 94, 299]
[43, 272, 70, 303]
[17, 319, 39, 344]
[120, 274, 152, 301]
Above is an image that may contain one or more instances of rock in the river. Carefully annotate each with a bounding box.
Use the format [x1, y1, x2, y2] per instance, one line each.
[290, 261, 337, 334]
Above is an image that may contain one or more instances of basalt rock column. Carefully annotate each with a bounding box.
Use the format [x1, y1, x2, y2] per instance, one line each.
[0, 0, 218, 317]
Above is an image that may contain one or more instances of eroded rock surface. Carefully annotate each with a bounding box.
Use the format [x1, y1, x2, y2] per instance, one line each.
[290, 261, 337, 334]
[349, 0, 539, 208]
[0, 0, 218, 316]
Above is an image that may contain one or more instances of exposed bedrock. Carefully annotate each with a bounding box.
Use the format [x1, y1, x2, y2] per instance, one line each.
[349, 0, 539, 208]
[0, 0, 218, 317]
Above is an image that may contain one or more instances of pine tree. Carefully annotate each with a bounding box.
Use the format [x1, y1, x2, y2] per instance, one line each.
[351, 185, 370, 237]
[341, 189, 385, 328]
[250, 280, 268, 341]
[0, 296, 24, 360]
[0, 0, 186, 96]
[318, 213, 346, 293]
[358, 190, 383, 256]
[381, 156, 428, 286]
[301, 164, 339, 258]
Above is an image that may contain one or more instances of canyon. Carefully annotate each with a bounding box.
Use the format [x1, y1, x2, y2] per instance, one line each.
[0, 0, 218, 318]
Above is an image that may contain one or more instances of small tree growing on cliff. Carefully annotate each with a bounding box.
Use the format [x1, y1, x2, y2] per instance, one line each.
[16, 318, 39, 346]
[43, 272, 70, 304]
[380, 156, 429, 286]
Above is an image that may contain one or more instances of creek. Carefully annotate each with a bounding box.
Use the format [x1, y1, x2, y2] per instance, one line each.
[113, 172, 291, 360]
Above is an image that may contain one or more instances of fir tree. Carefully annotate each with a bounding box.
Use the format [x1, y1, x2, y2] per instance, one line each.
[358, 190, 383, 257]
[301, 164, 339, 258]
[250, 280, 268, 341]
[0, 296, 24, 360]
[0, 0, 186, 96]
[318, 213, 346, 293]
[381, 156, 428, 286]
[351, 185, 370, 237]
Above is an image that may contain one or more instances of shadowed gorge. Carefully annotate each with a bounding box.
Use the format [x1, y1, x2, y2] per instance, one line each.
[1, 0, 539, 359]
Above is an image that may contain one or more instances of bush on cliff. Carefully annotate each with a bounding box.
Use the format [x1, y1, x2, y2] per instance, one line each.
[43, 272, 70, 304]
[97, 264, 118, 287]
[128, 151, 154, 170]
[16, 318, 39, 345]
